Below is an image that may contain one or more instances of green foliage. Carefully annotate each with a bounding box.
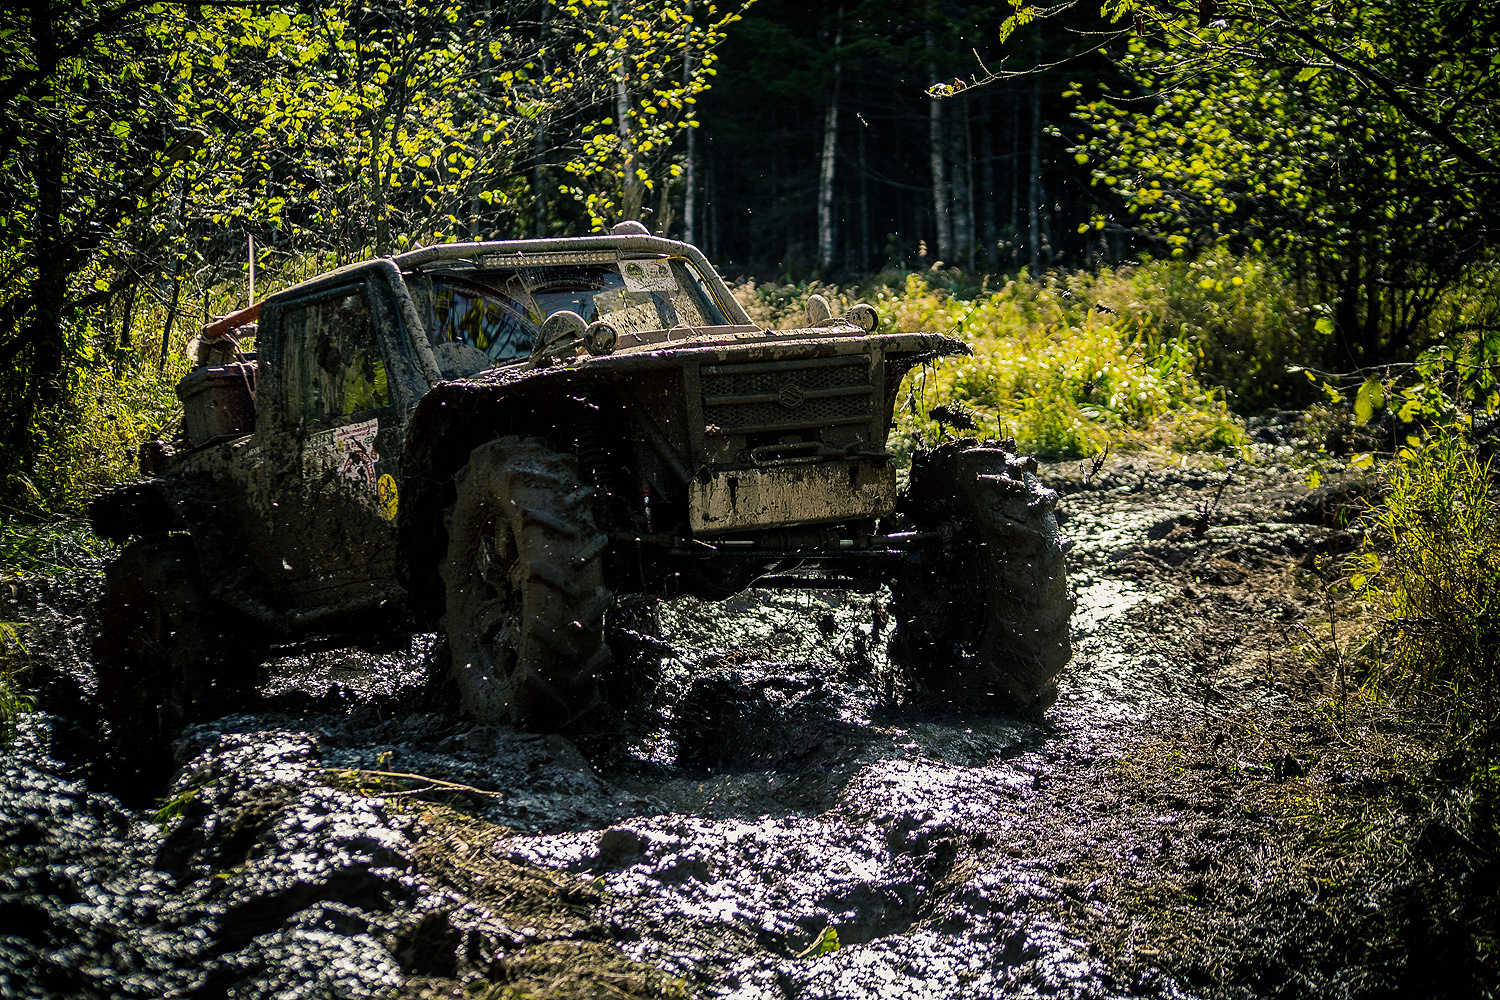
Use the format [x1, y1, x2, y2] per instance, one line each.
[11, 345, 187, 519]
[1074, 249, 1331, 411]
[1298, 276, 1500, 462]
[152, 786, 200, 829]
[552, 0, 747, 230]
[1064, 0, 1500, 363]
[0, 623, 34, 747]
[1353, 432, 1500, 757]
[734, 268, 1247, 459]
[3, 0, 751, 515]
[0, 521, 112, 577]
[797, 925, 840, 958]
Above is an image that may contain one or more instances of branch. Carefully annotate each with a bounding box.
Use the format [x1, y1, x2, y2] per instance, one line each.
[1255, 0, 1500, 176]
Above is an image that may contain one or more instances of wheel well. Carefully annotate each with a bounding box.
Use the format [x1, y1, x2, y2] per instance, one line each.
[396, 380, 603, 629]
[89, 482, 183, 542]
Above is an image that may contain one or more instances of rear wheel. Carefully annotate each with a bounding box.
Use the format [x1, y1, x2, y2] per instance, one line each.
[890, 440, 1074, 713]
[440, 438, 611, 728]
[93, 537, 262, 792]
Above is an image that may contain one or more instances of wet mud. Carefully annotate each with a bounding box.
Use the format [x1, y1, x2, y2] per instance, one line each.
[1, 449, 1384, 999]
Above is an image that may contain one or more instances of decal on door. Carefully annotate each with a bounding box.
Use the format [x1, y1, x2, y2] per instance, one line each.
[306, 417, 381, 498]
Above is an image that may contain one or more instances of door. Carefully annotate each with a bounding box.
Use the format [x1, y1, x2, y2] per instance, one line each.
[251, 275, 413, 618]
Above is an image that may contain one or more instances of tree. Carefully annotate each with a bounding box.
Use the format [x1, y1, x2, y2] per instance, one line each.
[543, 0, 747, 232]
[1059, 0, 1500, 361]
[0, 1, 244, 494]
[1, 0, 744, 511]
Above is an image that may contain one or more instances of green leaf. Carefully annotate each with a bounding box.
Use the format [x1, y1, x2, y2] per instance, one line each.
[1354, 378, 1384, 424]
[797, 926, 840, 958]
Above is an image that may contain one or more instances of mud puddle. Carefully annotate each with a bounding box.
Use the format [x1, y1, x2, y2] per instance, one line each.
[0, 450, 1353, 999]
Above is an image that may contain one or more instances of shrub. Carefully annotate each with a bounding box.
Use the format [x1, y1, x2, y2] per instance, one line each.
[1353, 432, 1500, 757]
[733, 269, 1247, 459]
[1074, 248, 1332, 412]
[0, 623, 33, 746]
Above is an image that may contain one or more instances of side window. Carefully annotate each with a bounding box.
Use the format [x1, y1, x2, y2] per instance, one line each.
[281, 285, 390, 425]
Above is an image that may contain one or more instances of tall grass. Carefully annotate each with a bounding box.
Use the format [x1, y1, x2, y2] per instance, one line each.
[0, 622, 33, 746]
[8, 248, 337, 520]
[1352, 433, 1500, 756]
[737, 267, 1250, 459]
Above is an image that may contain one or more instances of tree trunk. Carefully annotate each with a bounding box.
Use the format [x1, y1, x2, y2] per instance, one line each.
[1009, 88, 1020, 267]
[979, 92, 996, 270]
[533, 3, 549, 236]
[614, 1, 643, 223]
[817, 25, 843, 273]
[683, 1, 696, 244]
[25, 0, 66, 432]
[926, 31, 952, 263]
[950, 94, 974, 270]
[1028, 79, 1043, 277]
[531, 123, 547, 238]
[858, 112, 871, 270]
[371, 115, 389, 257]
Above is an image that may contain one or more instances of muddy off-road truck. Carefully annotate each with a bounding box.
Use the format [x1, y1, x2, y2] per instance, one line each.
[90, 225, 1073, 747]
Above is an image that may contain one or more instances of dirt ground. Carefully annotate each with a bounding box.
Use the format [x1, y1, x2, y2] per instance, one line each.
[1, 443, 1495, 998]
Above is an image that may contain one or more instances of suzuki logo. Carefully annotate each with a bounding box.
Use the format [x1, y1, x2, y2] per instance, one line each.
[777, 384, 805, 409]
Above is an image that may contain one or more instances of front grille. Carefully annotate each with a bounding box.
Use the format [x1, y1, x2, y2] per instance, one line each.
[701, 355, 874, 436]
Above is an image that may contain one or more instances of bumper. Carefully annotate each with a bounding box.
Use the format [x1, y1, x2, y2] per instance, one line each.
[688, 458, 896, 535]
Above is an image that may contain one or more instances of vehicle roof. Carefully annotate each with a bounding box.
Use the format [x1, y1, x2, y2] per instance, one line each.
[265, 234, 752, 327]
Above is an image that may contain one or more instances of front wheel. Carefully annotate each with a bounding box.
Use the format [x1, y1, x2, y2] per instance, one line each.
[440, 437, 612, 728]
[890, 440, 1075, 713]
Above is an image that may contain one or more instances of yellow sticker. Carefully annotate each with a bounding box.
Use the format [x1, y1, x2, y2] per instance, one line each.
[377, 473, 399, 521]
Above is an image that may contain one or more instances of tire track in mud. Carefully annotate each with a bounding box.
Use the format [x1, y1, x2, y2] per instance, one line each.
[0, 452, 1345, 999]
[492, 460, 1264, 999]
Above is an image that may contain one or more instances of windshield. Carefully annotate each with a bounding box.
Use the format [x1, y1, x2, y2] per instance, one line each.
[424, 256, 732, 363]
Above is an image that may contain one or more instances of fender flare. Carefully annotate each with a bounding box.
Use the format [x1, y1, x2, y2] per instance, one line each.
[89, 476, 276, 626]
[395, 373, 601, 629]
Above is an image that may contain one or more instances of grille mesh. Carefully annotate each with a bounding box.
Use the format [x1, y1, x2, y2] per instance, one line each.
[703, 356, 873, 435]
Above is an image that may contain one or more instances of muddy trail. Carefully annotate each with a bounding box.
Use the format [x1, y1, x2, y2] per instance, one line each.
[1, 445, 1415, 999]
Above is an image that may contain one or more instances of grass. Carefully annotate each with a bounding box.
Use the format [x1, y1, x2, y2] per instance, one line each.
[0, 622, 34, 746]
[394, 804, 694, 998]
[1337, 432, 1500, 760]
[735, 265, 1252, 461]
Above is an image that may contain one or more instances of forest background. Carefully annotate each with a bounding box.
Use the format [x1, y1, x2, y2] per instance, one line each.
[3, 0, 1497, 511]
[3, 0, 1500, 866]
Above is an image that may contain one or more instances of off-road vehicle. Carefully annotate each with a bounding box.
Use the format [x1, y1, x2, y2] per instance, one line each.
[90, 225, 1073, 749]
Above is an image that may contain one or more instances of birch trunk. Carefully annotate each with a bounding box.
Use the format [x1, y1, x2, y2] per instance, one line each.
[614, 0, 644, 222]
[926, 30, 952, 262]
[949, 94, 973, 269]
[1027, 78, 1042, 277]
[817, 26, 843, 273]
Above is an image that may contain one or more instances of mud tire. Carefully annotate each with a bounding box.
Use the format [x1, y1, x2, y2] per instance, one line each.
[93, 537, 262, 791]
[890, 440, 1075, 713]
[441, 437, 611, 728]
